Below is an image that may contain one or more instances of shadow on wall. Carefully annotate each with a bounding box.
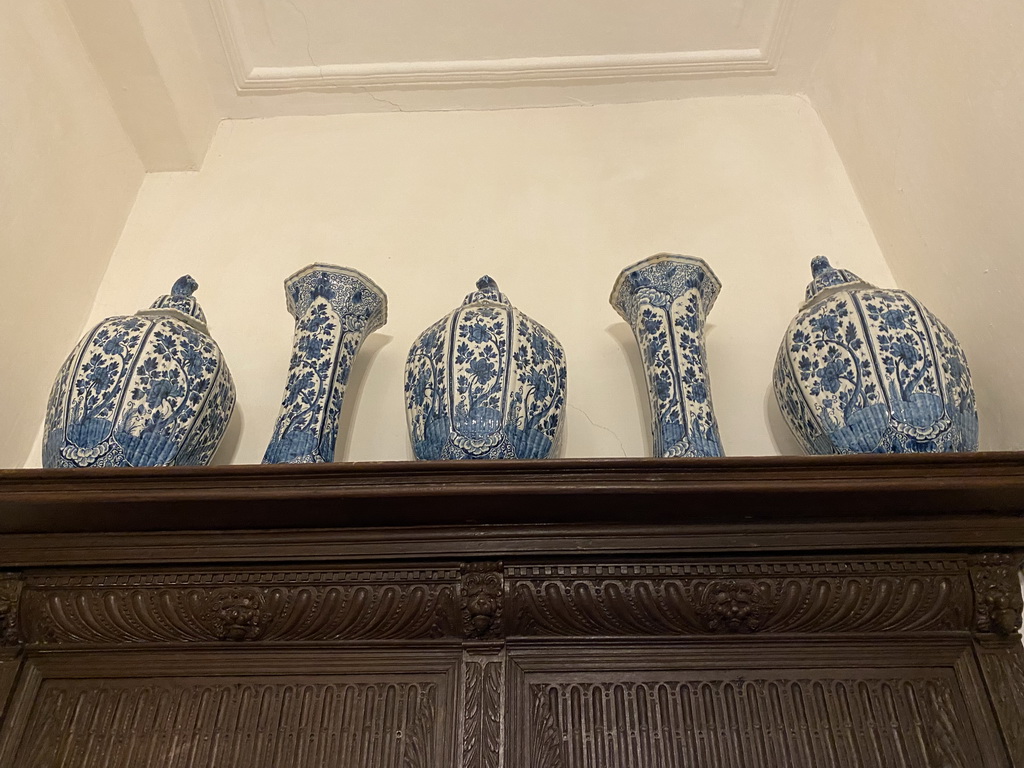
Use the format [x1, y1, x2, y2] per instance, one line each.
[204, 333, 394, 466]
[765, 384, 804, 456]
[334, 333, 393, 462]
[607, 322, 652, 457]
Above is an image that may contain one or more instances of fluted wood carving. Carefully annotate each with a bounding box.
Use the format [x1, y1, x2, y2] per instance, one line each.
[21, 570, 459, 645]
[4, 557, 1020, 766]
[16, 560, 986, 646]
[979, 645, 1024, 765]
[505, 562, 970, 636]
[527, 677, 974, 767]
[15, 680, 438, 768]
[1, 455, 1022, 767]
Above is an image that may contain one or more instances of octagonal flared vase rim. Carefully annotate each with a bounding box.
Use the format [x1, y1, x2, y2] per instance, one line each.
[283, 262, 388, 328]
[609, 253, 722, 318]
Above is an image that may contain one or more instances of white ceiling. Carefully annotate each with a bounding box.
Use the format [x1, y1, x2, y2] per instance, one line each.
[63, 0, 839, 170]
[215, 0, 785, 88]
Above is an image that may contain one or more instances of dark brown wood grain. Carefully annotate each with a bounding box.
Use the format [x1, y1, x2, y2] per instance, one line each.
[0, 455, 1021, 767]
[1, 452, 1024, 534]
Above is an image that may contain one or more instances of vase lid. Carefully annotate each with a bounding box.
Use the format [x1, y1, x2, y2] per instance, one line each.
[146, 275, 208, 328]
[462, 275, 511, 306]
[803, 256, 876, 303]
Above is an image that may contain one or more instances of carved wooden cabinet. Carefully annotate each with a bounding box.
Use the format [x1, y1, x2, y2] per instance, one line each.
[0, 454, 1022, 767]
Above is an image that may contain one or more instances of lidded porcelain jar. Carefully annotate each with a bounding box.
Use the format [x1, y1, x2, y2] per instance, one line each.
[43, 276, 236, 467]
[404, 276, 566, 459]
[773, 256, 978, 454]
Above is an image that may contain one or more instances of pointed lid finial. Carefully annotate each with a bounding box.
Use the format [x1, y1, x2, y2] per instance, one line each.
[804, 256, 873, 303]
[149, 274, 208, 326]
[171, 275, 198, 297]
[811, 255, 833, 277]
[463, 275, 510, 306]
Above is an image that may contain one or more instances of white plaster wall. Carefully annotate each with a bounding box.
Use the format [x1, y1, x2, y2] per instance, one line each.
[0, 0, 144, 468]
[810, 0, 1024, 451]
[30, 96, 891, 465]
[63, 0, 219, 171]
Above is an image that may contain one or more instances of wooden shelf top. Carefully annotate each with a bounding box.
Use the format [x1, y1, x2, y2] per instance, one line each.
[0, 453, 1021, 567]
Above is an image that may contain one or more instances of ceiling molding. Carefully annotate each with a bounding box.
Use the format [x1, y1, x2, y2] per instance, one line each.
[761, 0, 798, 68]
[211, 0, 794, 94]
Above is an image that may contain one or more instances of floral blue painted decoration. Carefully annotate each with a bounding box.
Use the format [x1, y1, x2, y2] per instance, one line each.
[43, 276, 235, 467]
[611, 254, 725, 458]
[263, 264, 387, 464]
[773, 256, 978, 454]
[404, 276, 566, 460]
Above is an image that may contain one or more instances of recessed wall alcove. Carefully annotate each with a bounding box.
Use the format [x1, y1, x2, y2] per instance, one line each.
[2, 5, 1024, 765]
[3, 0, 1022, 467]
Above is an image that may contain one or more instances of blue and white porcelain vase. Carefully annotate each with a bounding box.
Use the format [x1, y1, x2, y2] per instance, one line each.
[404, 276, 566, 460]
[263, 264, 387, 464]
[611, 254, 725, 458]
[43, 276, 236, 468]
[773, 256, 978, 454]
